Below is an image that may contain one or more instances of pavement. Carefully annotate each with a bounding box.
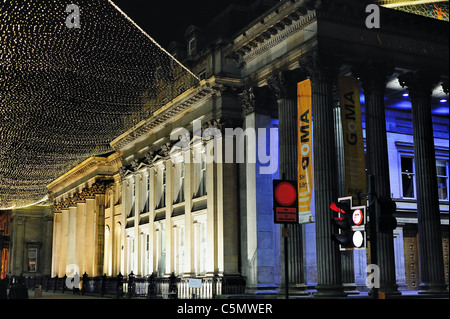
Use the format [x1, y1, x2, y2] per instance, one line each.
[21, 289, 448, 299]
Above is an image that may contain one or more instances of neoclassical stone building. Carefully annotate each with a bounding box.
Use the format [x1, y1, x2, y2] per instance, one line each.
[47, 0, 449, 297]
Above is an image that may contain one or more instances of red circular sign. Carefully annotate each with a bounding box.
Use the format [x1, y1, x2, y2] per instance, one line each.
[352, 209, 363, 226]
[275, 182, 297, 206]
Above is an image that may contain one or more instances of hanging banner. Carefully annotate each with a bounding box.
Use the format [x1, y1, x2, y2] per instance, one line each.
[297, 79, 313, 224]
[338, 76, 366, 204]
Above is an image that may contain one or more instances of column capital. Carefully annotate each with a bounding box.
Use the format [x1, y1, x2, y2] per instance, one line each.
[52, 201, 62, 214]
[441, 79, 449, 94]
[298, 50, 340, 83]
[73, 191, 86, 204]
[352, 61, 394, 92]
[68, 195, 78, 207]
[267, 68, 307, 100]
[61, 198, 70, 210]
[239, 86, 275, 116]
[398, 70, 441, 99]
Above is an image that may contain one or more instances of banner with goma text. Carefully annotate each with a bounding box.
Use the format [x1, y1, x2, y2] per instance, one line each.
[338, 76, 366, 205]
[297, 79, 313, 224]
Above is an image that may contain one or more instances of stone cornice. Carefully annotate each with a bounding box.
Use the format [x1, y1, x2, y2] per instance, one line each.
[229, 0, 317, 66]
[110, 76, 242, 152]
[46, 152, 122, 193]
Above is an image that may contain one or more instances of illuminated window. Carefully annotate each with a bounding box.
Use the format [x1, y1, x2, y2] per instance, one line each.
[27, 248, 38, 272]
[175, 226, 185, 275]
[437, 160, 449, 200]
[157, 227, 166, 277]
[174, 162, 185, 204]
[194, 217, 207, 276]
[195, 152, 207, 198]
[401, 157, 415, 198]
[157, 166, 166, 209]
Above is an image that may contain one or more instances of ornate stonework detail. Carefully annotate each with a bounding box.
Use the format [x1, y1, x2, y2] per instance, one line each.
[160, 142, 173, 158]
[52, 201, 62, 214]
[398, 70, 441, 99]
[73, 191, 86, 204]
[298, 50, 340, 82]
[239, 86, 275, 116]
[145, 151, 155, 163]
[201, 119, 223, 132]
[130, 159, 140, 171]
[61, 198, 70, 210]
[267, 69, 307, 100]
[352, 61, 394, 93]
[119, 166, 128, 179]
[68, 195, 78, 207]
[90, 183, 107, 195]
[442, 80, 449, 94]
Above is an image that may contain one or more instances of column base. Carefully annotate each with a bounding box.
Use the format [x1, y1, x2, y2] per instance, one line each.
[379, 283, 402, 296]
[313, 285, 347, 298]
[343, 283, 360, 295]
[277, 283, 310, 296]
[245, 284, 280, 295]
[418, 282, 449, 295]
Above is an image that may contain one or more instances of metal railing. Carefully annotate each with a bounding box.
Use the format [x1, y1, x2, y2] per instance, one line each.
[7, 273, 246, 299]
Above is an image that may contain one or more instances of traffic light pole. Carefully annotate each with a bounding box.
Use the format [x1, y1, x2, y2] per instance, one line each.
[367, 175, 378, 299]
[284, 224, 289, 300]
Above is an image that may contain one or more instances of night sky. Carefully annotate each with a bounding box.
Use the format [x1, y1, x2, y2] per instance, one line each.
[112, 0, 262, 48]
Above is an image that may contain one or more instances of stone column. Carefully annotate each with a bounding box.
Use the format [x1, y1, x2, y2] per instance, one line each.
[239, 86, 281, 292]
[268, 69, 308, 294]
[92, 183, 106, 277]
[184, 150, 194, 277]
[75, 192, 86, 276]
[51, 203, 62, 277]
[300, 51, 345, 297]
[59, 200, 69, 276]
[353, 62, 400, 295]
[83, 188, 95, 276]
[398, 70, 447, 294]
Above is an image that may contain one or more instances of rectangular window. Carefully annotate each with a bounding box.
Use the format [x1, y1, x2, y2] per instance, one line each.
[437, 160, 449, 200]
[188, 37, 196, 55]
[198, 153, 207, 197]
[178, 163, 185, 203]
[401, 157, 415, 198]
[27, 248, 37, 272]
[199, 222, 207, 276]
[178, 226, 185, 275]
[157, 168, 166, 209]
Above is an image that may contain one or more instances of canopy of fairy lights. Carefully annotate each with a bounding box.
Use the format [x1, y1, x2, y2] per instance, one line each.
[379, 0, 449, 21]
[0, 0, 199, 209]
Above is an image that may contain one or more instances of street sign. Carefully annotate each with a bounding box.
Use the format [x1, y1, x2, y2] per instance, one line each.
[273, 180, 298, 224]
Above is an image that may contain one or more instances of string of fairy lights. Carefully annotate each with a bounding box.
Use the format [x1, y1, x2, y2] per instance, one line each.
[0, 0, 199, 209]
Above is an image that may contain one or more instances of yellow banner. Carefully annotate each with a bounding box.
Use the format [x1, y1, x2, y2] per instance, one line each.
[297, 79, 313, 223]
[338, 76, 366, 204]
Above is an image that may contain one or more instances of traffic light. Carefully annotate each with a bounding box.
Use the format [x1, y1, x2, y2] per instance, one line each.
[273, 180, 298, 224]
[330, 197, 367, 251]
[378, 197, 398, 232]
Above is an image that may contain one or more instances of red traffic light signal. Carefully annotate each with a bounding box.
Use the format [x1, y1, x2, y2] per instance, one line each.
[273, 180, 298, 224]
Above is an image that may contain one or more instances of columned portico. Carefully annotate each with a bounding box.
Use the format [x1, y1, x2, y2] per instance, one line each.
[399, 70, 447, 294]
